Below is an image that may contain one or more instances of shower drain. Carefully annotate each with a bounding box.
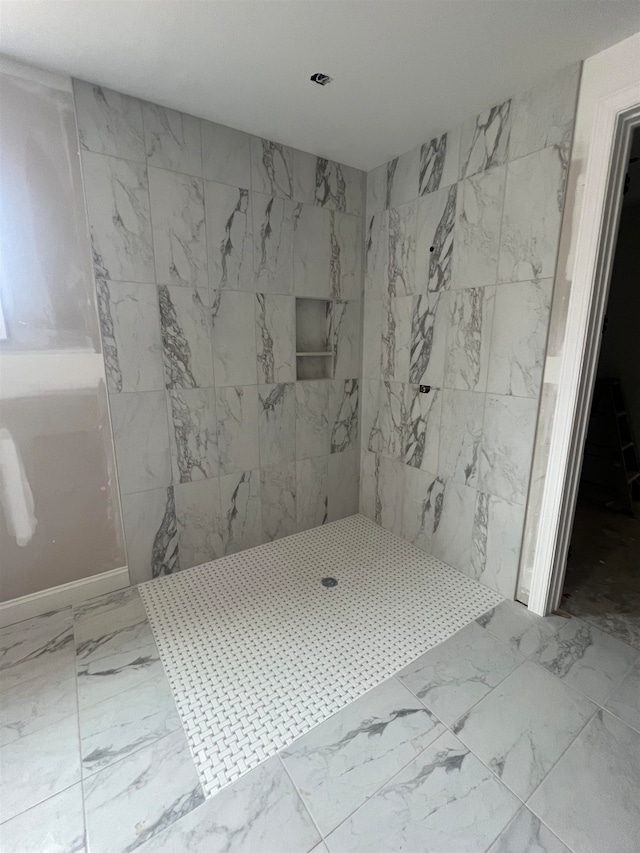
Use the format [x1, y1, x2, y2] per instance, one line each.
[321, 577, 338, 588]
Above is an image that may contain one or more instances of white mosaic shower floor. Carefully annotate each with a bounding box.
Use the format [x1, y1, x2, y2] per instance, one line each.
[139, 514, 502, 797]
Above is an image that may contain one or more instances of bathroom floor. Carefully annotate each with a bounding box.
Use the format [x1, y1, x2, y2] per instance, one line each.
[563, 498, 640, 649]
[1, 520, 639, 853]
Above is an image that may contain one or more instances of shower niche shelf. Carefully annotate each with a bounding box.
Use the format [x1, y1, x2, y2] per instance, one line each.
[295, 297, 333, 380]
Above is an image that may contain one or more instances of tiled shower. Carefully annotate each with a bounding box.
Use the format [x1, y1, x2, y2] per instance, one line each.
[73, 81, 363, 584]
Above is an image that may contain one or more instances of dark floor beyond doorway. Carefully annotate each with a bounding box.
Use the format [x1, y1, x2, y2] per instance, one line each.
[563, 498, 640, 649]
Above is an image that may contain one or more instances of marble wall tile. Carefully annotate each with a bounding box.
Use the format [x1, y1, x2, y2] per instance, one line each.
[293, 151, 363, 215]
[296, 456, 329, 531]
[431, 478, 476, 573]
[281, 677, 443, 836]
[452, 660, 595, 800]
[219, 469, 262, 554]
[444, 286, 495, 392]
[388, 201, 416, 296]
[365, 211, 388, 298]
[387, 146, 420, 208]
[83, 727, 204, 853]
[419, 126, 461, 196]
[295, 380, 330, 459]
[215, 385, 260, 475]
[509, 63, 580, 161]
[454, 165, 505, 289]
[211, 290, 257, 386]
[403, 385, 441, 473]
[325, 730, 519, 853]
[258, 383, 296, 467]
[205, 181, 253, 292]
[174, 478, 223, 569]
[201, 120, 251, 188]
[260, 462, 297, 541]
[148, 168, 207, 288]
[402, 465, 438, 552]
[487, 279, 552, 398]
[381, 296, 412, 383]
[377, 455, 406, 537]
[158, 285, 214, 389]
[329, 378, 359, 454]
[459, 99, 511, 179]
[498, 145, 567, 283]
[82, 151, 154, 283]
[328, 450, 359, 521]
[109, 391, 171, 494]
[0, 781, 86, 853]
[366, 163, 387, 216]
[408, 292, 448, 387]
[361, 379, 382, 454]
[293, 204, 331, 298]
[97, 280, 164, 393]
[330, 211, 362, 299]
[121, 487, 179, 584]
[362, 298, 382, 380]
[479, 394, 539, 504]
[255, 294, 295, 384]
[332, 299, 361, 380]
[438, 389, 484, 487]
[167, 388, 218, 482]
[251, 138, 293, 199]
[415, 184, 457, 294]
[142, 103, 202, 176]
[470, 493, 525, 598]
[74, 80, 145, 162]
[378, 381, 405, 462]
[359, 450, 381, 522]
[253, 194, 294, 294]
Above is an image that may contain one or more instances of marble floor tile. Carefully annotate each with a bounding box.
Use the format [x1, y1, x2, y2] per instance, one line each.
[134, 756, 320, 853]
[476, 599, 566, 658]
[529, 710, 640, 853]
[487, 807, 570, 853]
[0, 669, 76, 746]
[84, 727, 204, 853]
[398, 621, 523, 725]
[453, 660, 595, 799]
[0, 608, 74, 691]
[80, 675, 181, 776]
[76, 640, 165, 710]
[325, 730, 519, 853]
[0, 713, 81, 822]
[0, 782, 86, 853]
[74, 588, 149, 664]
[281, 677, 444, 836]
[604, 661, 640, 733]
[532, 617, 639, 704]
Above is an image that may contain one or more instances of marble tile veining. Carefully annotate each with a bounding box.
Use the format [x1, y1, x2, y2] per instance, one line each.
[219, 469, 262, 554]
[329, 378, 359, 454]
[109, 391, 172, 495]
[488, 808, 571, 853]
[387, 201, 416, 297]
[158, 285, 214, 390]
[260, 462, 297, 541]
[142, 103, 202, 176]
[211, 290, 258, 386]
[258, 383, 296, 467]
[252, 193, 294, 294]
[215, 385, 260, 475]
[175, 479, 224, 569]
[282, 677, 444, 836]
[255, 293, 295, 384]
[476, 599, 567, 659]
[459, 99, 511, 179]
[419, 127, 460, 196]
[296, 456, 329, 532]
[251, 138, 293, 200]
[74, 79, 145, 162]
[205, 181, 253, 292]
[121, 487, 179, 584]
[0, 782, 86, 853]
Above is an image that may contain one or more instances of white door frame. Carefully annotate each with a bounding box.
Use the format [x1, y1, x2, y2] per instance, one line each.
[526, 37, 640, 616]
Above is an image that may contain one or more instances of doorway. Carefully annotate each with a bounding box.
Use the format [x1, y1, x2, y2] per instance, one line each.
[560, 129, 640, 647]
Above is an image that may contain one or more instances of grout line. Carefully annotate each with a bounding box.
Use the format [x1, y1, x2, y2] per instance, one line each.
[70, 604, 90, 851]
[277, 755, 326, 847]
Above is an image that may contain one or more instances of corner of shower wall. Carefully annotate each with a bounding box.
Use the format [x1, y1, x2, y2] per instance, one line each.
[72, 77, 366, 584]
[359, 62, 582, 600]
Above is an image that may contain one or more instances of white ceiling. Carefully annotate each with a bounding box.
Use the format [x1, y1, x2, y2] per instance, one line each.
[1, 1, 639, 171]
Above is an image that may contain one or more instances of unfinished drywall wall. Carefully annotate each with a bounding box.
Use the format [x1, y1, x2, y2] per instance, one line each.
[0, 62, 126, 602]
[360, 63, 580, 599]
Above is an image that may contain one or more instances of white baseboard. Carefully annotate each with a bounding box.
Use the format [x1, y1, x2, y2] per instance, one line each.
[0, 566, 130, 628]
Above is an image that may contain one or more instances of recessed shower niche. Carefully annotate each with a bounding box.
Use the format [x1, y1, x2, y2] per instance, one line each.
[295, 297, 333, 380]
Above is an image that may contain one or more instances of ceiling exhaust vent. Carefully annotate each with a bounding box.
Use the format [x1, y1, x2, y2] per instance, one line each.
[310, 73, 332, 86]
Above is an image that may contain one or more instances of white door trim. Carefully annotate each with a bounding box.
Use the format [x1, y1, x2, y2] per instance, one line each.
[527, 60, 640, 615]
